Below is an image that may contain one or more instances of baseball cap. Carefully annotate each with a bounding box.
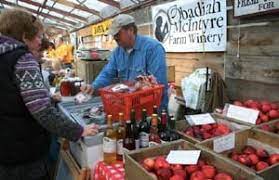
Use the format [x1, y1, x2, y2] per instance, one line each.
[108, 14, 135, 36]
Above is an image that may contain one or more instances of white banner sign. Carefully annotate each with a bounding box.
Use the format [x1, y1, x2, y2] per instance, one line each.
[234, 0, 279, 17]
[151, 0, 227, 52]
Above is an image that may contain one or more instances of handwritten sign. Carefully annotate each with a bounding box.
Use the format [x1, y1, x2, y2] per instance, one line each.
[234, 0, 279, 17]
[166, 150, 201, 165]
[152, 0, 227, 52]
[185, 113, 216, 126]
[213, 133, 235, 153]
[226, 104, 259, 124]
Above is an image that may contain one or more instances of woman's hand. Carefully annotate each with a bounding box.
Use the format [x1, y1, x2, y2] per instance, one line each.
[81, 123, 99, 137]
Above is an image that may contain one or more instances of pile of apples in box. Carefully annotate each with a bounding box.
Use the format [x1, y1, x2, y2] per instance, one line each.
[229, 145, 279, 171]
[183, 123, 231, 140]
[233, 100, 279, 124]
[141, 156, 233, 180]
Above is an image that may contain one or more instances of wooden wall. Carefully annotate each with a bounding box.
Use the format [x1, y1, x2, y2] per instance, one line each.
[132, 0, 279, 101]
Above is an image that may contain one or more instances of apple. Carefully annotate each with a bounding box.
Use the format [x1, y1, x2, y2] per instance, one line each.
[268, 154, 279, 165]
[173, 169, 187, 179]
[238, 154, 252, 166]
[256, 161, 269, 171]
[171, 164, 183, 171]
[190, 171, 205, 180]
[214, 173, 233, 180]
[233, 100, 243, 106]
[261, 104, 272, 113]
[143, 158, 155, 171]
[256, 148, 269, 159]
[269, 110, 279, 119]
[260, 124, 272, 132]
[248, 154, 259, 165]
[242, 146, 256, 155]
[170, 175, 184, 180]
[185, 165, 199, 174]
[201, 165, 216, 178]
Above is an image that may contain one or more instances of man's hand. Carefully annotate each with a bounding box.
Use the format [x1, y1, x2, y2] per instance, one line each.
[81, 123, 99, 137]
[51, 93, 62, 102]
[80, 84, 94, 95]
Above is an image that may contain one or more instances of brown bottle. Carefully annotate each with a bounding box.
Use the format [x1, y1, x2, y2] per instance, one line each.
[149, 114, 161, 145]
[131, 109, 140, 150]
[103, 115, 117, 164]
[116, 113, 125, 161]
[123, 121, 135, 151]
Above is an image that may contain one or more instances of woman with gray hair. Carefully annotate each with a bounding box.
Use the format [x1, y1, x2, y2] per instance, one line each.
[0, 8, 99, 180]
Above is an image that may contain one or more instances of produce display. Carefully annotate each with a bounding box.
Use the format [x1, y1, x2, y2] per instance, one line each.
[141, 156, 233, 180]
[229, 145, 279, 171]
[232, 100, 279, 124]
[183, 123, 231, 140]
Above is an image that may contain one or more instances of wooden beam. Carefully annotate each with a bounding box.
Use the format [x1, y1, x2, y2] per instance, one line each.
[0, 0, 77, 26]
[19, 0, 87, 22]
[55, 0, 100, 17]
[98, 0, 120, 9]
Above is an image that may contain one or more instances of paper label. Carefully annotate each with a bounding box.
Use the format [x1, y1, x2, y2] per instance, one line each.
[226, 104, 259, 124]
[117, 139, 123, 155]
[185, 113, 216, 125]
[140, 132, 149, 148]
[213, 133, 235, 153]
[103, 137, 116, 153]
[166, 150, 201, 165]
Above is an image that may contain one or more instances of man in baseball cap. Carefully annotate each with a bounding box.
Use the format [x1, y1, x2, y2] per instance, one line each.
[81, 14, 169, 110]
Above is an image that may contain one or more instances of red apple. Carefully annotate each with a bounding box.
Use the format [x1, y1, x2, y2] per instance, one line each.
[260, 114, 269, 123]
[154, 157, 169, 171]
[201, 165, 216, 178]
[171, 164, 183, 171]
[248, 154, 259, 165]
[170, 174, 184, 180]
[214, 173, 233, 180]
[269, 110, 279, 119]
[256, 118, 262, 125]
[185, 165, 199, 174]
[268, 154, 279, 165]
[255, 161, 269, 171]
[261, 124, 272, 132]
[238, 154, 252, 166]
[173, 169, 187, 179]
[242, 146, 256, 155]
[214, 124, 230, 136]
[256, 148, 269, 159]
[261, 104, 272, 113]
[201, 124, 213, 131]
[190, 171, 205, 180]
[143, 158, 155, 171]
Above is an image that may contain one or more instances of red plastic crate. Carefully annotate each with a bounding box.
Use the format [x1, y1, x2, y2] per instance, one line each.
[99, 84, 164, 121]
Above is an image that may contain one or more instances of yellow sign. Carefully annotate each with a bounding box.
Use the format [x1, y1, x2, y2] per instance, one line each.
[91, 19, 112, 37]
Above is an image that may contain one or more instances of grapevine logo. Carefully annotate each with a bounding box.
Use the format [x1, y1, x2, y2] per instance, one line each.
[154, 10, 170, 43]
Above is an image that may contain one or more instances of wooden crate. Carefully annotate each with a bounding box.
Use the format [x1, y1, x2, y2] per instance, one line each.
[198, 129, 279, 180]
[254, 119, 279, 138]
[124, 139, 262, 180]
[175, 113, 250, 144]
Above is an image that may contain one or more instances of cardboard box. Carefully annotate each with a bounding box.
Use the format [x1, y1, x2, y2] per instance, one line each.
[125, 140, 262, 180]
[198, 129, 279, 180]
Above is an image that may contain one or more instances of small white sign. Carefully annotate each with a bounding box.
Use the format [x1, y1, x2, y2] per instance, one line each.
[234, 0, 279, 17]
[226, 104, 259, 124]
[213, 133, 235, 153]
[185, 113, 216, 126]
[166, 150, 201, 165]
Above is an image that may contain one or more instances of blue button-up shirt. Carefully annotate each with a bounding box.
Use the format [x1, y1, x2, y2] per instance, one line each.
[92, 35, 168, 109]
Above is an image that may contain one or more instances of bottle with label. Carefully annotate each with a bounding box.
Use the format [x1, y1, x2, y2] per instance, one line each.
[131, 109, 140, 150]
[149, 114, 161, 146]
[123, 120, 135, 151]
[103, 115, 117, 164]
[169, 116, 180, 141]
[116, 112, 125, 161]
[139, 109, 150, 148]
[159, 111, 170, 143]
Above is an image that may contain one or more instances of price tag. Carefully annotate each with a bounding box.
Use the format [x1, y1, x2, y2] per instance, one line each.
[185, 113, 216, 126]
[213, 133, 235, 153]
[166, 150, 201, 165]
[226, 104, 259, 124]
